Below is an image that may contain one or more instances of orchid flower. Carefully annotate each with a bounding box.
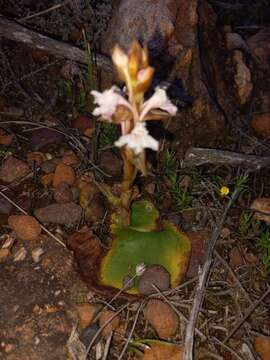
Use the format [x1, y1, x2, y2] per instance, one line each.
[91, 86, 133, 121]
[91, 41, 178, 202]
[139, 87, 177, 121]
[115, 122, 158, 154]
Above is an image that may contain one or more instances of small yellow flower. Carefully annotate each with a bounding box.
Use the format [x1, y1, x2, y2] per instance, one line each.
[219, 185, 230, 197]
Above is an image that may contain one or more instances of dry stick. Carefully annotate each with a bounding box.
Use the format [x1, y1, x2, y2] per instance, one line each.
[118, 301, 146, 360]
[184, 187, 241, 360]
[18, 0, 71, 22]
[223, 286, 270, 344]
[102, 332, 113, 360]
[211, 336, 245, 360]
[151, 283, 207, 341]
[84, 303, 128, 360]
[0, 190, 66, 248]
[183, 147, 270, 170]
[0, 16, 112, 71]
[214, 250, 252, 304]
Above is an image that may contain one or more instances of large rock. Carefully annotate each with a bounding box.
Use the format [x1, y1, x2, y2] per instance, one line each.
[34, 202, 82, 225]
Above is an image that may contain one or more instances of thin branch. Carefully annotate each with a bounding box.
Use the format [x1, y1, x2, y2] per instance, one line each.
[84, 303, 128, 360]
[224, 286, 270, 344]
[183, 147, 270, 170]
[18, 0, 71, 22]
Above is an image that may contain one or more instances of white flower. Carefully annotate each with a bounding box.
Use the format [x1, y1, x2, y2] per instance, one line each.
[139, 87, 177, 121]
[91, 86, 132, 121]
[115, 123, 159, 154]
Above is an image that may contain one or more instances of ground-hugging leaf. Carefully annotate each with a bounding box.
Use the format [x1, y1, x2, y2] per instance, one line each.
[100, 200, 191, 294]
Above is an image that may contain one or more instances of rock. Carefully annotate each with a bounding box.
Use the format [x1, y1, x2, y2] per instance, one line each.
[250, 198, 270, 224]
[141, 343, 183, 360]
[54, 182, 73, 204]
[0, 129, 14, 145]
[0, 156, 30, 183]
[144, 299, 178, 338]
[79, 323, 101, 347]
[99, 309, 120, 337]
[72, 115, 93, 134]
[30, 128, 64, 151]
[26, 151, 46, 165]
[186, 230, 208, 278]
[84, 192, 106, 223]
[247, 27, 270, 70]
[34, 202, 82, 224]
[255, 336, 270, 360]
[53, 163, 76, 187]
[102, 0, 176, 55]
[31, 248, 44, 263]
[232, 50, 253, 105]
[62, 150, 79, 166]
[0, 248, 11, 262]
[0, 197, 13, 215]
[99, 151, 122, 178]
[8, 215, 41, 241]
[138, 264, 171, 295]
[77, 303, 99, 328]
[41, 159, 57, 174]
[229, 247, 244, 268]
[225, 32, 250, 53]
[250, 113, 270, 138]
[41, 173, 54, 187]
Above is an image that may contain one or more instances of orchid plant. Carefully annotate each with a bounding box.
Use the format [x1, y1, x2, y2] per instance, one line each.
[91, 41, 177, 211]
[70, 41, 191, 297]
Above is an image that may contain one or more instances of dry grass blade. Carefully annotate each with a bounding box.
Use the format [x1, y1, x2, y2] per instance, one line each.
[117, 301, 145, 360]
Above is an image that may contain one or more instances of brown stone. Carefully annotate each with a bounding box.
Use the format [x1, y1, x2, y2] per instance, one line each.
[77, 303, 98, 328]
[247, 27, 270, 70]
[250, 197, 270, 224]
[99, 310, 120, 337]
[53, 163, 76, 187]
[144, 299, 178, 338]
[250, 113, 270, 139]
[8, 215, 41, 241]
[34, 202, 82, 225]
[0, 156, 30, 183]
[62, 150, 80, 166]
[54, 182, 73, 204]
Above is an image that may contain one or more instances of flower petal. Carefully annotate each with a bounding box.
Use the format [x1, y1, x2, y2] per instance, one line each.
[115, 123, 159, 154]
[91, 86, 132, 121]
[139, 87, 177, 121]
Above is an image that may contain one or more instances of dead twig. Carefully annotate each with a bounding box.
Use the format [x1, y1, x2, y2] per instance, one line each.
[0, 16, 112, 71]
[211, 336, 245, 360]
[214, 250, 252, 304]
[183, 187, 241, 360]
[84, 303, 128, 360]
[18, 0, 71, 23]
[102, 332, 113, 360]
[224, 286, 270, 344]
[183, 147, 270, 170]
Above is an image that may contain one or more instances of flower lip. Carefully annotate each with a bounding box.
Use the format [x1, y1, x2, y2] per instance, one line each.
[91, 86, 133, 121]
[115, 122, 159, 154]
[139, 87, 177, 121]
